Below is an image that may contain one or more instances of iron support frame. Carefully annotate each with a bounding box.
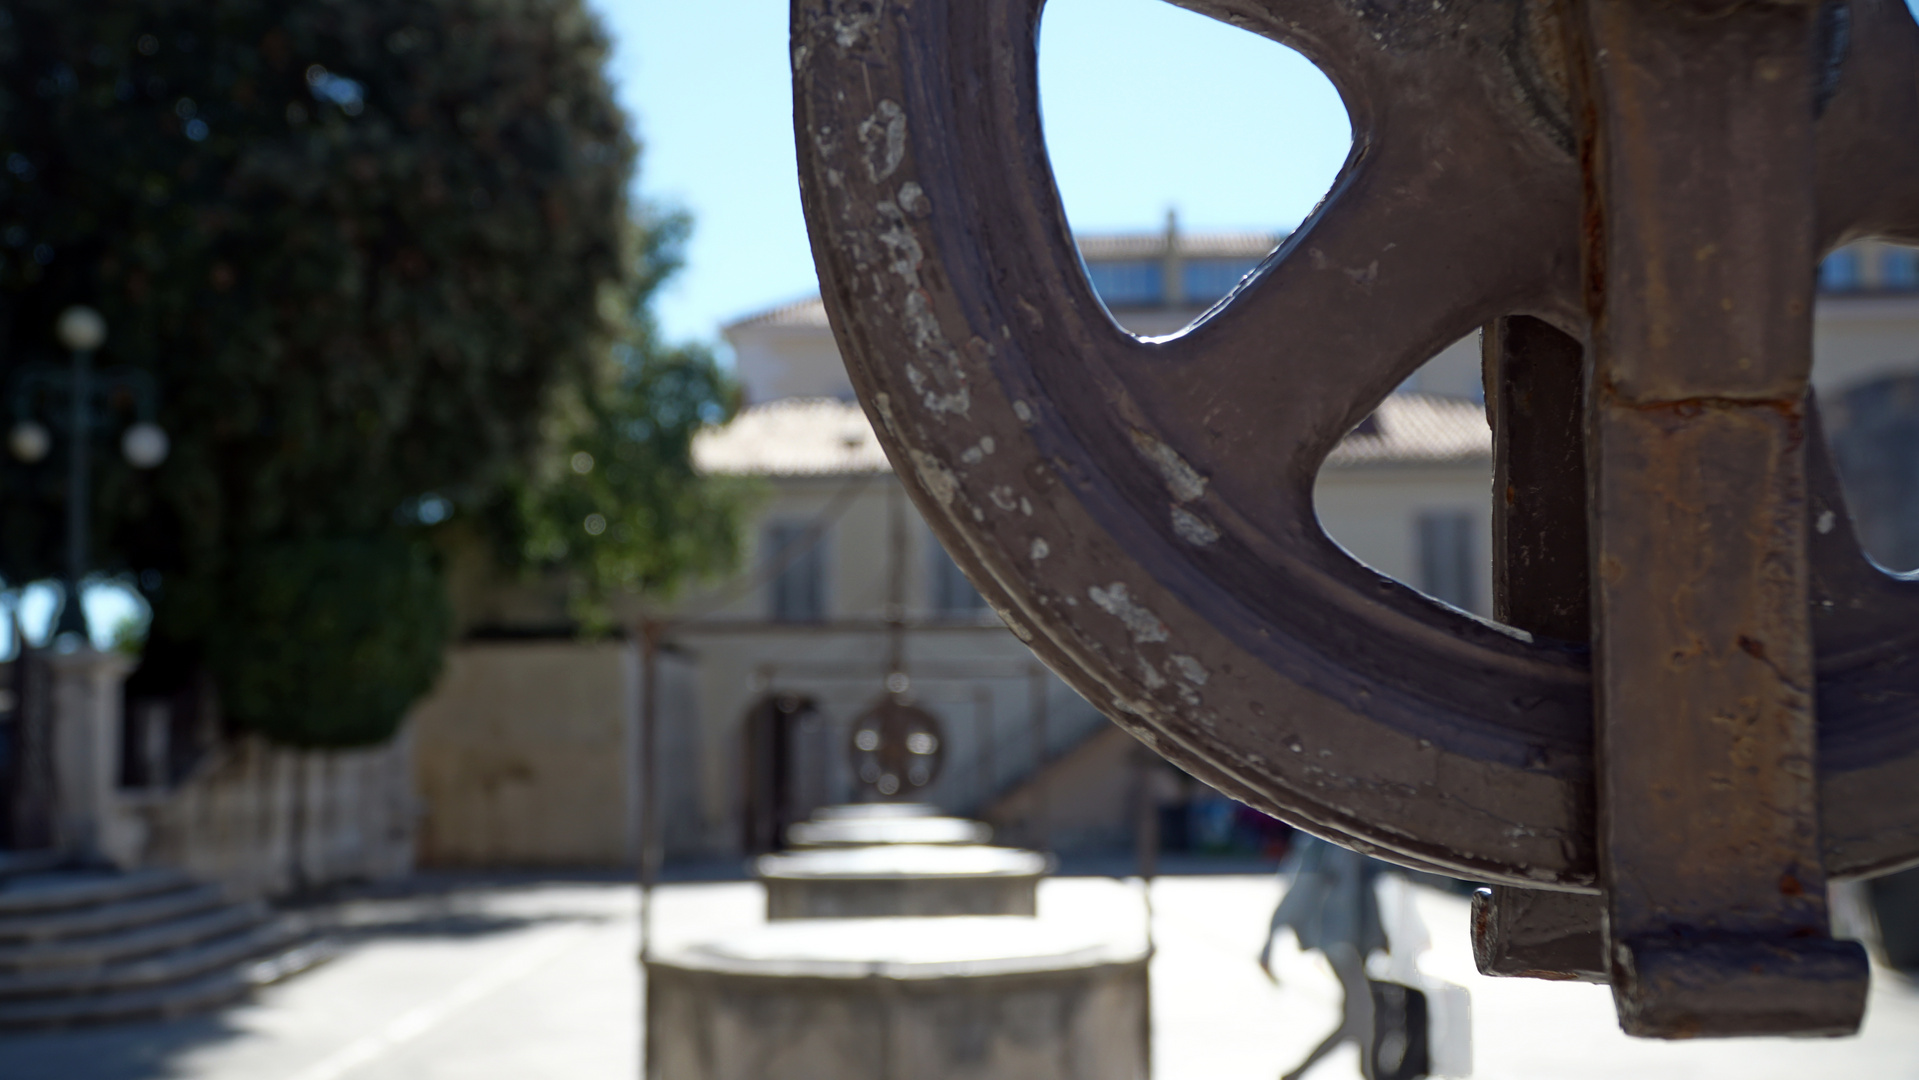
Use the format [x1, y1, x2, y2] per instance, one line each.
[792, 0, 1919, 1036]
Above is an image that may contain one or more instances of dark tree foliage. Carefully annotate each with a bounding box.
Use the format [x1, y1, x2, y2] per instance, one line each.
[483, 211, 755, 633]
[198, 537, 451, 748]
[0, 0, 695, 746]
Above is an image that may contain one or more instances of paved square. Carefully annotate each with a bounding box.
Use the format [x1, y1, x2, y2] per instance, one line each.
[0, 873, 1912, 1079]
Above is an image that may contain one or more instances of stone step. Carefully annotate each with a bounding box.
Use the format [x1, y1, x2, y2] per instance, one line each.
[0, 868, 193, 918]
[0, 884, 225, 944]
[0, 917, 308, 1000]
[0, 902, 268, 974]
[0, 936, 339, 1029]
[0, 852, 66, 885]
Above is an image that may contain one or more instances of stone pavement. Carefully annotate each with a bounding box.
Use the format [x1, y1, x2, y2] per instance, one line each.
[1144, 876, 1919, 1080]
[0, 871, 1913, 1079]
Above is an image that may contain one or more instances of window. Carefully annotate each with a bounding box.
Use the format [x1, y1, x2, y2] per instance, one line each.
[1883, 248, 1919, 292]
[1821, 249, 1862, 293]
[1417, 511, 1479, 613]
[765, 522, 825, 623]
[1181, 259, 1260, 306]
[1084, 260, 1163, 307]
[929, 539, 987, 617]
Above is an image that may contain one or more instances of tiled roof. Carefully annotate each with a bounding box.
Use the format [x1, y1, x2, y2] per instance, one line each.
[696, 393, 1487, 478]
[1325, 393, 1491, 467]
[726, 296, 831, 331]
[693, 397, 891, 477]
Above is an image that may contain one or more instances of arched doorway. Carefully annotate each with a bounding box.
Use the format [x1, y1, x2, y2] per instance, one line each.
[740, 693, 823, 854]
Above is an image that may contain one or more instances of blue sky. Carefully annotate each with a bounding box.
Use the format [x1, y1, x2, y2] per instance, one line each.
[597, 0, 1353, 350]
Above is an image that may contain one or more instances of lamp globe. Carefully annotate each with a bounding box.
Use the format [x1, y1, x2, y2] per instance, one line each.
[8, 420, 50, 462]
[121, 422, 169, 468]
[55, 306, 107, 351]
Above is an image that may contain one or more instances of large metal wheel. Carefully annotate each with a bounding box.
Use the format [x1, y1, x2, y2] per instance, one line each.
[791, 0, 1919, 890]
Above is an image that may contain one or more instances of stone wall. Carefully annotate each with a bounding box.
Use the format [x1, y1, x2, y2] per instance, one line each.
[124, 732, 417, 900]
[408, 638, 703, 867]
[5, 645, 415, 900]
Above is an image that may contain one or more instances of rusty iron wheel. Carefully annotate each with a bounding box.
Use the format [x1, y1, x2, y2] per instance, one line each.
[792, 0, 1919, 888]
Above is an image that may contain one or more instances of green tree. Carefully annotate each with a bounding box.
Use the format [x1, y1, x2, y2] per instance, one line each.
[0, 0, 740, 746]
[479, 210, 754, 635]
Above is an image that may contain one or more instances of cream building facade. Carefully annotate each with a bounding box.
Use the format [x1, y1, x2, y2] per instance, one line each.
[408, 225, 1919, 866]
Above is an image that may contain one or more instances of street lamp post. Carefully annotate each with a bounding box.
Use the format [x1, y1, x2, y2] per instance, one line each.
[7, 306, 169, 640]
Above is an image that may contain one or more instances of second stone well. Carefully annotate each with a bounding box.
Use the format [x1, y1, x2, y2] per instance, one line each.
[758, 843, 1052, 918]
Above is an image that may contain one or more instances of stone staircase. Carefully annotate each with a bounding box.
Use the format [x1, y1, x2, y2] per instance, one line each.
[0, 858, 336, 1027]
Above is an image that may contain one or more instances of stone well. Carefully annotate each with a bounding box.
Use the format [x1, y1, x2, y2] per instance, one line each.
[645, 916, 1150, 1080]
[785, 803, 992, 848]
[757, 843, 1052, 919]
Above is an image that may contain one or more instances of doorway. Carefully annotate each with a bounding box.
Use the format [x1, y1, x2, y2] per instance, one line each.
[740, 693, 824, 854]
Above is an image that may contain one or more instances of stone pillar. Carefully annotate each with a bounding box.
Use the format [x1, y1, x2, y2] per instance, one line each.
[47, 647, 136, 865]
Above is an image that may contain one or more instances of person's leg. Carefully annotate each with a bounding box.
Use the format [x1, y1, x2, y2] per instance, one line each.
[1280, 944, 1375, 1080]
[1326, 944, 1377, 1080]
[1282, 1026, 1350, 1080]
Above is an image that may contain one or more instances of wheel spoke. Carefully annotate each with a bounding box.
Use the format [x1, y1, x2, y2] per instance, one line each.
[1042, 0, 1586, 546]
[1103, 130, 1578, 540]
[1816, 0, 1919, 244]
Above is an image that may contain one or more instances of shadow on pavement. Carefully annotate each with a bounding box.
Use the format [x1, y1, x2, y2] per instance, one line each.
[0, 1010, 251, 1080]
[0, 870, 640, 1080]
